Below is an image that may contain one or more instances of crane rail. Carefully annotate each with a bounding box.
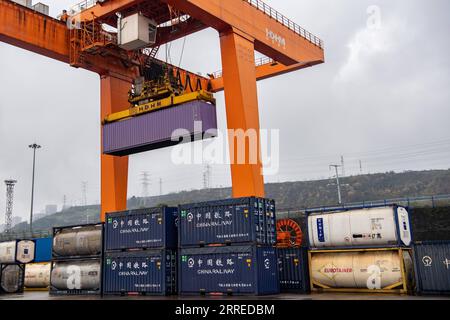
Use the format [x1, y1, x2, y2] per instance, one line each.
[244, 0, 324, 49]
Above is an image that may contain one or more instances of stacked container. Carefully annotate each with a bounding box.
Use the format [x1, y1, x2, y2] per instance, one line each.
[178, 197, 279, 296]
[102, 206, 178, 296]
[0, 240, 35, 294]
[413, 241, 450, 296]
[24, 237, 52, 291]
[276, 218, 310, 293]
[50, 224, 103, 295]
[277, 247, 310, 293]
[306, 205, 414, 294]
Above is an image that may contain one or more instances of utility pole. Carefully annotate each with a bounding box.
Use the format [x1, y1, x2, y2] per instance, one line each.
[141, 172, 151, 197]
[359, 160, 363, 174]
[341, 155, 345, 177]
[203, 164, 211, 189]
[81, 181, 88, 206]
[29, 143, 41, 233]
[330, 164, 342, 204]
[4, 180, 17, 233]
[159, 178, 162, 196]
[63, 194, 67, 211]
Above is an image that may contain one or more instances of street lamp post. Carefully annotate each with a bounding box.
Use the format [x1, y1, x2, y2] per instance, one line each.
[29, 143, 41, 233]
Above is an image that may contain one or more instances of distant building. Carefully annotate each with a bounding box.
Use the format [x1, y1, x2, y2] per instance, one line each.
[45, 204, 58, 215]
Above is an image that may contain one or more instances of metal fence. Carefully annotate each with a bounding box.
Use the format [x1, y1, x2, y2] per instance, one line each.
[278, 194, 450, 219]
[244, 0, 324, 48]
[0, 230, 51, 242]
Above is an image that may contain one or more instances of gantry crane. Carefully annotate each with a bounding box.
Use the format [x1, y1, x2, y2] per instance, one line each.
[0, 0, 324, 221]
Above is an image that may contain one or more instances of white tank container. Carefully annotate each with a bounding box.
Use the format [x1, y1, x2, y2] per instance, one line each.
[53, 225, 102, 257]
[25, 263, 51, 288]
[308, 206, 411, 248]
[51, 260, 101, 290]
[310, 249, 413, 290]
[0, 265, 24, 293]
[0, 240, 35, 264]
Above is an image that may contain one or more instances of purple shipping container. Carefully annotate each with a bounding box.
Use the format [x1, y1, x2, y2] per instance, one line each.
[102, 101, 217, 156]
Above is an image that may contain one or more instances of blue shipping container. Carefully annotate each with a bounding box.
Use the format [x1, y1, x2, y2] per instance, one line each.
[278, 248, 310, 293]
[265, 199, 276, 246]
[179, 245, 279, 295]
[34, 237, 52, 262]
[413, 241, 450, 295]
[105, 207, 178, 251]
[103, 249, 177, 295]
[179, 197, 276, 247]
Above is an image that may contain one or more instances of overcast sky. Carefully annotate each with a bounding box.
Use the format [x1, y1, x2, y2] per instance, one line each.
[1, 0, 449, 222]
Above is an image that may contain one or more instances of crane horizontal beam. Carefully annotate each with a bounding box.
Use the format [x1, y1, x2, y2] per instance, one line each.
[164, 0, 324, 66]
[0, 0, 322, 91]
[0, 0, 69, 63]
[209, 58, 323, 93]
[73, 0, 324, 66]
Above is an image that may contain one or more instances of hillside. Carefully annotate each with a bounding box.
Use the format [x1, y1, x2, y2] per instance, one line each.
[7, 169, 450, 234]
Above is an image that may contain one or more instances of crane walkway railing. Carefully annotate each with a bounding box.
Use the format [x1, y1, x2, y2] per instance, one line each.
[210, 56, 275, 79]
[69, 0, 101, 15]
[243, 0, 324, 49]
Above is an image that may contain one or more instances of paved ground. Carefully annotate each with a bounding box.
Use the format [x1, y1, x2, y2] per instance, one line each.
[0, 291, 448, 300]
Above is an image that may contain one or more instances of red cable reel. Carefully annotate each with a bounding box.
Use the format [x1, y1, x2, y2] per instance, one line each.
[276, 219, 303, 248]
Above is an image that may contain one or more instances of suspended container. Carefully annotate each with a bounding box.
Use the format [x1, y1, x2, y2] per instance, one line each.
[179, 197, 276, 247]
[179, 245, 279, 296]
[50, 258, 102, 295]
[103, 249, 177, 296]
[105, 206, 178, 251]
[0, 240, 35, 264]
[24, 262, 51, 290]
[34, 237, 52, 262]
[308, 205, 412, 249]
[278, 248, 310, 293]
[102, 100, 217, 156]
[0, 264, 25, 294]
[413, 241, 450, 295]
[52, 223, 103, 260]
[308, 248, 414, 294]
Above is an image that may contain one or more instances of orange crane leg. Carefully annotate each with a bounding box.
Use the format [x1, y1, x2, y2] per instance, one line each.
[100, 76, 130, 221]
[220, 28, 265, 198]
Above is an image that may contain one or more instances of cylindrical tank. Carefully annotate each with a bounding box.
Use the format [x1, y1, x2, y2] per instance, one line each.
[0, 240, 35, 264]
[0, 241, 16, 263]
[51, 260, 101, 290]
[25, 263, 51, 288]
[308, 206, 412, 248]
[1, 265, 24, 293]
[53, 225, 102, 257]
[310, 250, 410, 290]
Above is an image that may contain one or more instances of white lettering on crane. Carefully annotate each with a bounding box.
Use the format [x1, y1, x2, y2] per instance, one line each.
[266, 29, 286, 49]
